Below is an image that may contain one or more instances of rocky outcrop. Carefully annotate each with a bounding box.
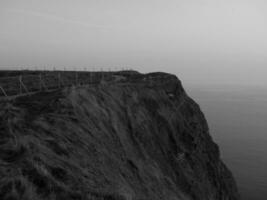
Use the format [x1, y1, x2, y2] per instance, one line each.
[0, 72, 240, 200]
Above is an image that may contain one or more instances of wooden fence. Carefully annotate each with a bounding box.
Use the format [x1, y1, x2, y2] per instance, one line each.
[0, 71, 113, 97]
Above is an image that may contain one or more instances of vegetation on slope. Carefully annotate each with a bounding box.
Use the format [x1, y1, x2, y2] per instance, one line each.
[0, 72, 239, 200]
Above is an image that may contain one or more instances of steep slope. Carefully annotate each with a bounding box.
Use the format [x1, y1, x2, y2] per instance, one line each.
[0, 72, 240, 200]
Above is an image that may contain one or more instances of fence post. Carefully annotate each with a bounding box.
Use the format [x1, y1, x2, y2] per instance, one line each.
[58, 73, 61, 88]
[75, 70, 78, 86]
[39, 74, 42, 91]
[39, 74, 48, 91]
[101, 68, 104, 82]
[19, 75, 29, 94]
[0, 86, 7, 97]
[19, 75, 22, 94]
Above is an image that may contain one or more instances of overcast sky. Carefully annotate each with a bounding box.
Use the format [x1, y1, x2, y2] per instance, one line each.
[0, 0, 267, 86]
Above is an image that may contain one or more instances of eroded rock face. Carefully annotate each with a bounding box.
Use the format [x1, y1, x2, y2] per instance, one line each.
[0, 72, 240, 200]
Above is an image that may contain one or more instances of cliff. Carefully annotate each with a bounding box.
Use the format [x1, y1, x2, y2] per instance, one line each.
[0, 72, 240, 200]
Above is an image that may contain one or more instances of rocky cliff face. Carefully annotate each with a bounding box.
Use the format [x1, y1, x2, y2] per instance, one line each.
[0, 72, 240, 200]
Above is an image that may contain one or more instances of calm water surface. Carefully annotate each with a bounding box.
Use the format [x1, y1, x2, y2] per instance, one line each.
[187, 85, 267, 200]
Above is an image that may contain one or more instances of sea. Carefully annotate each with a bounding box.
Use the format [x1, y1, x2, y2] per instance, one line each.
[187, 84, 267, 200]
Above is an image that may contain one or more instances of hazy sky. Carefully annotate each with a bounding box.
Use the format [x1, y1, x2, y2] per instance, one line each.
[1, 0, 267, 86]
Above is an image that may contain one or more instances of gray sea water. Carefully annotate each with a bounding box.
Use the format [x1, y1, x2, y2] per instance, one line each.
[187, 85, 267, 200]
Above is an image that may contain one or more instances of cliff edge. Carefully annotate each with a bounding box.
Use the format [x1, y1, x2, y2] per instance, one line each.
[0, 72, 240, 200]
